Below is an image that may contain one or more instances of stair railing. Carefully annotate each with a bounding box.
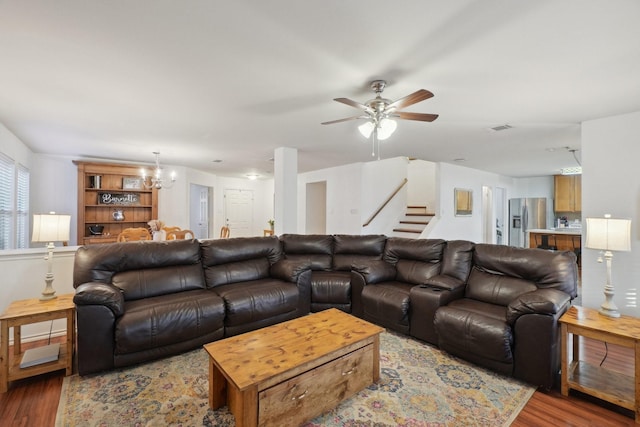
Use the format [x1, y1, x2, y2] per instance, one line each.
[362, 178, 408, 227]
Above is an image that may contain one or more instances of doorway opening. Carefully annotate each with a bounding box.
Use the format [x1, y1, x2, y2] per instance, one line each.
[305, 181, 327, 234]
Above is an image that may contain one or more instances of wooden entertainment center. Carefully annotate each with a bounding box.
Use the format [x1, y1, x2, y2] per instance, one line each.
[74, 161, 158, 245]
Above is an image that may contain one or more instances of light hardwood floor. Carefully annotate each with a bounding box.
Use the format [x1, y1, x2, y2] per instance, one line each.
[0, 336, 636, 426]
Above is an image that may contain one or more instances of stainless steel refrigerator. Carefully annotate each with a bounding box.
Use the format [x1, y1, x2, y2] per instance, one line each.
[508, 198, 549, 247]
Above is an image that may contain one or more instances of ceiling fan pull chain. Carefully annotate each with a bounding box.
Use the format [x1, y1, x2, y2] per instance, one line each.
[372, 128, 377, 157]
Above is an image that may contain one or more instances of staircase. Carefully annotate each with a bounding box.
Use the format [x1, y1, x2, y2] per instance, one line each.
[392, 206, 435, 238]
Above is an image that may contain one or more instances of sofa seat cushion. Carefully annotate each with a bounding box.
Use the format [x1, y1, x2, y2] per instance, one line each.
[361, 282, 413, 334]
[214, 279, 299, 328]
[115, 289, 225, 355]
[445, 298, 507, 323]
[434, 304, 514, 374]
[310, 271, 351, 304]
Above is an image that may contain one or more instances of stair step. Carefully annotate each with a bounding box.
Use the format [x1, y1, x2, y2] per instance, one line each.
[400, 220, 429, 225]
[406, 212, 435, 217]
[407, 205, 427, 209]
[393, 228, 423, 234]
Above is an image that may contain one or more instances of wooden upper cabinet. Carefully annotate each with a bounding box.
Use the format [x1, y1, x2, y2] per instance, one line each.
[554, 175, 582, 212]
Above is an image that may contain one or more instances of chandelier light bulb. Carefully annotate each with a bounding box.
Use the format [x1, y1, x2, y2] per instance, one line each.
[140, 152, 176, 190]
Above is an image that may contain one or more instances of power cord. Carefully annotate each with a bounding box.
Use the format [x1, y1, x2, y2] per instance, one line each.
[599, 341, 608, 366]
[47, 320, 54, 345]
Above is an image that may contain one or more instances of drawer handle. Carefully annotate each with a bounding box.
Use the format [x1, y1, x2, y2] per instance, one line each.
[291, 390, 308, 401]
[342, 368, 356, 376]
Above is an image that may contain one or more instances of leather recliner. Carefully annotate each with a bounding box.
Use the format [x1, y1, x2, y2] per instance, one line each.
[433, 244, 578, 388]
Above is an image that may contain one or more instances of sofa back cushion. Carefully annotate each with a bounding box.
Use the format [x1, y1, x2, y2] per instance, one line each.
[332, 234, 386, 271]
[200, 236, 283, 287]
[280, 234, 333, 271]
[73, 240, 204, 299]
[466, 244, 578, 305]
[466, 268, 538, 306]
[440, 240, 475, 282]
[112, 264, 205, 300]
[383, 238, 445, 284]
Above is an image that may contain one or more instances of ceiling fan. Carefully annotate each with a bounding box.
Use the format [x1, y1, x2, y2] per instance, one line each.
[322, 80, 439, 158]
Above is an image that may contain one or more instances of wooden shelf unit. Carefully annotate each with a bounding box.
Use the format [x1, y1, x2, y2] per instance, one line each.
[74, 161, 158, 245]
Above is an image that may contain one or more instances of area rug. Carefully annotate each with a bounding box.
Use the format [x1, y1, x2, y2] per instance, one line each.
[55, 332, 534, 426]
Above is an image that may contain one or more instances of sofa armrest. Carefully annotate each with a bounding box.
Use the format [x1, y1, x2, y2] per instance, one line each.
[74, 282, 125, 317]
[270, 259, 311, 283]
[423, 274, 466, 293]
[506, 288, 571, 324]
[352, 260, 396, 284]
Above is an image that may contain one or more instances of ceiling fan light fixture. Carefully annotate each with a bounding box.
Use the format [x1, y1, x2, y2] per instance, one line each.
[358, 121, 374, 139]
[377, 119, 397, 140]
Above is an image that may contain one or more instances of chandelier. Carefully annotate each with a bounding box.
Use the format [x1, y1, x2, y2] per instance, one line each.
[140, 152, 176, 189]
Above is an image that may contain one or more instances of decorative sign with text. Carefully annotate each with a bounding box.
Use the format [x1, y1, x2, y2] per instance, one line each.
[97, 192, 141, 205]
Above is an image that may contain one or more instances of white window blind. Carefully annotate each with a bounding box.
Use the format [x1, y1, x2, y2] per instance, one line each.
[0, 152, 15, 249]
[16, 164, 30, 248]
[0, 152, 30, 250]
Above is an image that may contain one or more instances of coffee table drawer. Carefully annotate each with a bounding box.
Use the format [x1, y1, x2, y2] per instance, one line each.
[258, 344, 374, 426]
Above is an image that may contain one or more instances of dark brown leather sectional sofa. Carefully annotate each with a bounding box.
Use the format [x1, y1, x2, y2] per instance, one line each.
[72, 234, 578, 389]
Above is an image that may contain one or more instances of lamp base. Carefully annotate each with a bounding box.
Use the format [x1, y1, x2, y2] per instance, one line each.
[599, 306, 621, 318]
[40, 293, 57, 301]
[40, 275, 57, 301]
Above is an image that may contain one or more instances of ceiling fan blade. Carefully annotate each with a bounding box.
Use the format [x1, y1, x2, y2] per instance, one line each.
[334, 98, 372, 112]
[385, 89, 434, 111]
[393, 112, 439, 122]
[321, 115, 367, 125]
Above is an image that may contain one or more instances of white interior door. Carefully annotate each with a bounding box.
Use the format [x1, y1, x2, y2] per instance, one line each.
[190, 183, 211, 239]
[224, 189, 254, 237]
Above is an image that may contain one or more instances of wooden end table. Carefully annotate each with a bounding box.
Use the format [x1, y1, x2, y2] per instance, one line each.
[0, 293, 75, 393]
[204, 308, 384, 427]
[560, 305, 640, 422]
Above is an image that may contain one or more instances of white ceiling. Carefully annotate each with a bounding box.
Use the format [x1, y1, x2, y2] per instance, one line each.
[1, 1, 639, 178]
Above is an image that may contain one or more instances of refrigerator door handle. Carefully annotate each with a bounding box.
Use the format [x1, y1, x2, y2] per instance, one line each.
[522, 205, 528, 232]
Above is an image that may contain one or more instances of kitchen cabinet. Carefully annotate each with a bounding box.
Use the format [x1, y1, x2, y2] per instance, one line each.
[74, 161, 158, 245]
[554, 175, 581, 212]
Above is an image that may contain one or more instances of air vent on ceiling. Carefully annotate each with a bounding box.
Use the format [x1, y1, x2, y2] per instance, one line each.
[489, 124, 513, 132]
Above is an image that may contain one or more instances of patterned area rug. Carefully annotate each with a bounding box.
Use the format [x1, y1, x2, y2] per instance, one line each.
[56, 332, 534, 426]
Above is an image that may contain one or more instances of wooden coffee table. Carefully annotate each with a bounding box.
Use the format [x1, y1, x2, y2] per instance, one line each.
[204, 308, 384, 427]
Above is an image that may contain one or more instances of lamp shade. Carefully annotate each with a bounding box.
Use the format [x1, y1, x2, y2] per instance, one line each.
[358, 121, 374, 139]
[585, 216, 631, 252]
[376, 119, 397, 140]
[32, 213, 71, 243]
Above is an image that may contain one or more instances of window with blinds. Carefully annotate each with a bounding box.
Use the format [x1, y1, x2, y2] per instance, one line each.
[0, 152, 30, 249]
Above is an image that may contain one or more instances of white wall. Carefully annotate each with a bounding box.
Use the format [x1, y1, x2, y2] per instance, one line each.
[0, 123, 32, 169]
[30, 154, 78, 245]
[298, 162, 364, 234]
[407, 159, 437, 210]
[427, 162, 516, 242]
[360, 157, 409, 234]
[0, 247, 77, 343]
[582, 110, 640, 316]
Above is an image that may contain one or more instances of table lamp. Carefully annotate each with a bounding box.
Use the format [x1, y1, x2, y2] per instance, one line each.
[32, 212, 71, 301]
[585, 214, 632, 318]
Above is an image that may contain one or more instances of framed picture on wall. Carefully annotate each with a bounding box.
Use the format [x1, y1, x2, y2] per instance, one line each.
[123, 177, 143, 190]
[454, 188, 473, 216]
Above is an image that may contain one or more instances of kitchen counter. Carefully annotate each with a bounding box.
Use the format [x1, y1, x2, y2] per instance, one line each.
[528, 228, 582, 235]
[528, 229, 581, 251]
